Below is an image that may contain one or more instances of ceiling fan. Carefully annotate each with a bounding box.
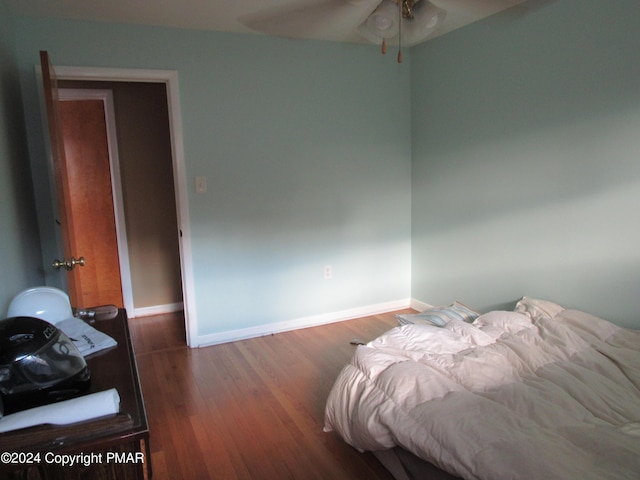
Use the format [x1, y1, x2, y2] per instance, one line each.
[240, 0, 446, 63]
[358, 0, 446, 62]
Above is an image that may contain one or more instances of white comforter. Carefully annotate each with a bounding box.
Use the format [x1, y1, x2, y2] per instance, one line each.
[324, 304, 640, 479]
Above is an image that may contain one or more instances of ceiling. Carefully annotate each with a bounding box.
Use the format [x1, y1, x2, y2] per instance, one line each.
[6, 0, 530, 46]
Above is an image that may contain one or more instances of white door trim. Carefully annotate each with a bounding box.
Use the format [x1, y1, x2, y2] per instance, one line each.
[58, 88, 135, 316]
[53, 66, 197, 347]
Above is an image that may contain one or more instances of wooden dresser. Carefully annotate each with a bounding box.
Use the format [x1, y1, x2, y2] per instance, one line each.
[0, 310, 150, 479]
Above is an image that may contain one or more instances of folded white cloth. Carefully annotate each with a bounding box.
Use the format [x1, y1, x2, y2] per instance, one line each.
[55, 317, 117, 356]
[0, 388, 120, 433]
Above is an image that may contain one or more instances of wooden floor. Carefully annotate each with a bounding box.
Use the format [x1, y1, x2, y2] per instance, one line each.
[128, 309, 415, 480]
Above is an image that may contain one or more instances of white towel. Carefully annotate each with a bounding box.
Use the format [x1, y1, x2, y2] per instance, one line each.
[55, 317, 118, 356]
[0, 388, 120, 433]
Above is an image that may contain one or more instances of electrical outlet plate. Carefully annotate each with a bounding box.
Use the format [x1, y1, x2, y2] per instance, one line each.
[324, 265, 332, 280]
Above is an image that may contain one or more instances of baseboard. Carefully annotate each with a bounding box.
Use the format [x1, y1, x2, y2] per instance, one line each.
[193, 298, 412, 348]
[132, 302, 184, 318]
[410, 298, 432, 311]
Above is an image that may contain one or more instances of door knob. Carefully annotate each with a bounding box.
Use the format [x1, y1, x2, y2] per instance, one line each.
[70, 256, 86, 268]
[52, 256, 86, 270]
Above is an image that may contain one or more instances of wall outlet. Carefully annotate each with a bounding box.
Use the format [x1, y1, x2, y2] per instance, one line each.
[324, 265, 332, 280]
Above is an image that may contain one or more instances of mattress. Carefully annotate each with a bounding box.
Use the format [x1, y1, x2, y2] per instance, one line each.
[324, 298, 640, 479]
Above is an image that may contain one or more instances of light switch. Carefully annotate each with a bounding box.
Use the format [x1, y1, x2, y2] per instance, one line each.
[195, 176, 207, 194]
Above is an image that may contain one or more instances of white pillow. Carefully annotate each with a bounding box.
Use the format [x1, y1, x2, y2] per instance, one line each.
[514, 296, 565, 321]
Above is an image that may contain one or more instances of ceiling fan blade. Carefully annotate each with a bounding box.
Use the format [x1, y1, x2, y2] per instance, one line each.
[239, 0, 382, 40]
[491, 0, 558, 22]
[427, 0, 528, 30]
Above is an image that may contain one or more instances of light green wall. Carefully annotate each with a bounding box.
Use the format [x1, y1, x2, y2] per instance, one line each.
[411, 0, 640, 327]
[13, 17, 412, 336]
[0, 0, 43, 314]
[9, 0, 640, 333]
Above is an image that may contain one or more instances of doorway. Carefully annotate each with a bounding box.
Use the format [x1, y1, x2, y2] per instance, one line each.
[49, 65, 197, 347]
[59, 81, 183, 320]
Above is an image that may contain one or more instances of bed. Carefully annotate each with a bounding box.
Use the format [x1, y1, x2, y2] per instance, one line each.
[323, 297, 640, 480]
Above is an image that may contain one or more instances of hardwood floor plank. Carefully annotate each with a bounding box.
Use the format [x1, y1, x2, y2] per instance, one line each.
[130, 310, 411, 479]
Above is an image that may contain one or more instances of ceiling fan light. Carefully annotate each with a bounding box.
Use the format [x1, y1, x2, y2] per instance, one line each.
[373, 14, 393, 30]
[358, 0, 399, 41]
[424, 9, 443, 29]
[403, 3, 446, 45]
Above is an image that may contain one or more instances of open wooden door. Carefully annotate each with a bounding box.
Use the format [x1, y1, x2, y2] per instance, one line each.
[40, 51, 124, 309]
